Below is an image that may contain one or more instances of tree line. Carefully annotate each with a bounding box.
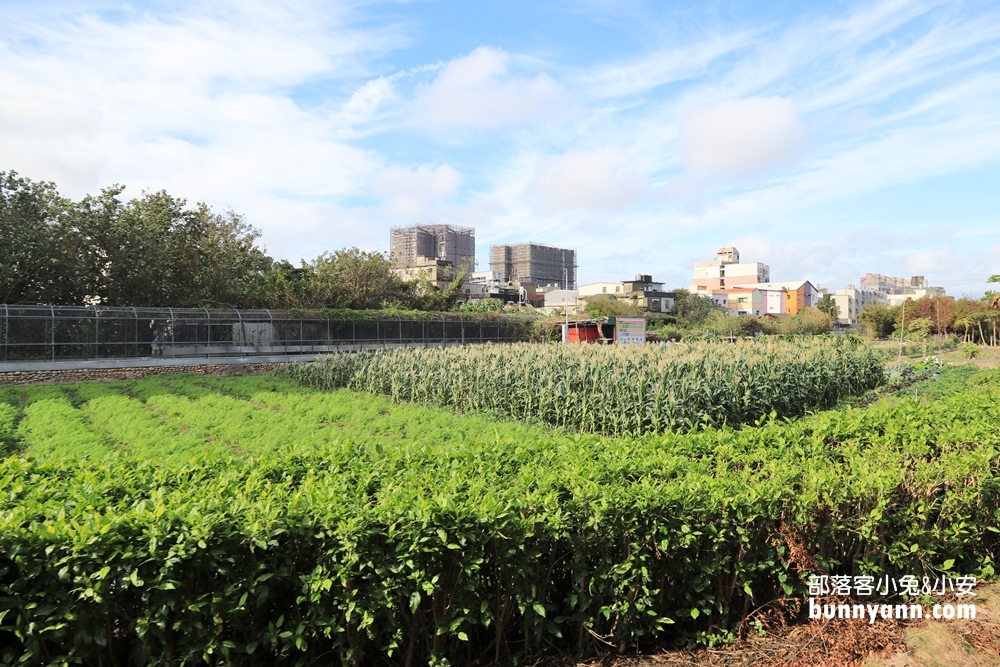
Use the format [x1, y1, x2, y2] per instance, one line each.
[858, 294, 1000, 345]
[1, 171, 463, 310]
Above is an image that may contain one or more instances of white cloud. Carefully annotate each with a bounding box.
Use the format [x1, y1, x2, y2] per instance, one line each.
[680, 97, 807, 179]
[371, 163, 463, 219]
[412, 47, 571, 129]
[526, 146, 646, 213]
[340, 77, 396, 125]
[0, 1, 406, 260]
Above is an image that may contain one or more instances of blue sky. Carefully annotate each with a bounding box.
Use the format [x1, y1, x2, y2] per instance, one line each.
[2, 0, 1000, 296]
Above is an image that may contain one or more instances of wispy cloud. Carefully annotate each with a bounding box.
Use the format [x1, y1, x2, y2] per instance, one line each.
[410, 47, 572, 130]
[2, 0, 1000, 295]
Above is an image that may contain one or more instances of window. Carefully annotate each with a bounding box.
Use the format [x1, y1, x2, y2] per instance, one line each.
[602, 286, 607, 293]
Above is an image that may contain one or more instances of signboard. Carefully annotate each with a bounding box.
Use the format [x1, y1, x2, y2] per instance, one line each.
[615, 317, 646, 345]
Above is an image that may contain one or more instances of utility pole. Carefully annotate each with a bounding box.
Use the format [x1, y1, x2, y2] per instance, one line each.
[563, 267, 569, 344]
[897, 298, 906, 365]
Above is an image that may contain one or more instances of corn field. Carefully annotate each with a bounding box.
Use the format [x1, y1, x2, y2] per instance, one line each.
[282, 337, 884, 435]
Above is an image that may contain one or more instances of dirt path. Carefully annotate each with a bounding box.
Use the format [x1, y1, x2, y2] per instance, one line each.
[551, 585, 1000, 667]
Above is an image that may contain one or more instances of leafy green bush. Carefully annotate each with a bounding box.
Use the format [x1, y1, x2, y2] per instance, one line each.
[2, 372, 1000, 664]
[960, 342, 981, 359]
[458, 298, 506, 313]
[0, 403, 17, 455]
[582, 296, 643, 318]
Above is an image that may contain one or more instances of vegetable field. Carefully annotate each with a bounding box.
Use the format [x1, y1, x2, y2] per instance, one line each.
[280, 337, 884, 435]
[2, 369, 999, 665]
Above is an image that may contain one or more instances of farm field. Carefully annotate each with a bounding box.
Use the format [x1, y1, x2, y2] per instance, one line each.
[1, 362, 999, 665]
[282, 337, 885, 435]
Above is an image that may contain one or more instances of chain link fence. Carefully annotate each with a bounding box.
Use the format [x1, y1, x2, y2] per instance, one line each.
[0, 305, 535, 363]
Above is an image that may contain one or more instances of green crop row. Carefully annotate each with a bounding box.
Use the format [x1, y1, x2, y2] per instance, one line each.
[280, 337, 885, 435]
[1, 370, 999, 665]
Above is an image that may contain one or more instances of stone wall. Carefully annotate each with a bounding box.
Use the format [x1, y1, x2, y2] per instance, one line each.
[0, 362, 284, 386]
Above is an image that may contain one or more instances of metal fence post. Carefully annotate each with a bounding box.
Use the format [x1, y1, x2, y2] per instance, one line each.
[236, 310, 244, 358]
[168, 307, 175, 357]
[93, 306, 99, 360]
[50, 305, 55, 361]
[204, 308, 212, 360]
[2, 304, 8, 363]
[265, 309, 273, 355]
[130, 307, 137, 358]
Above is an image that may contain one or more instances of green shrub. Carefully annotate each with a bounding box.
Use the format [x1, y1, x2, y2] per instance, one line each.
[0, 403, 17, 455]
[960, 342, 981, 359]
[2, 372, 1000, 664]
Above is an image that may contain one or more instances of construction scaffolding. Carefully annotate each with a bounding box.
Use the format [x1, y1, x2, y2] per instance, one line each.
[389, 224, 475, 270]
[490, 243, 576, 289]
[860, 273, 927, 293]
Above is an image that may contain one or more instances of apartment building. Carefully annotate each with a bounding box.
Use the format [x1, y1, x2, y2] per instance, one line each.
[831, 287, 887, 325]
[729, 280, 820, 316]
[490, 243, 576, 289]
[691, 246, 770, 292]
[390, 224, 475, 270]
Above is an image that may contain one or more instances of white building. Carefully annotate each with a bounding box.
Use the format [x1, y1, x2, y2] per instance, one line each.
[691, 246, 770, 292]
[832, 287, 887, 325]
[470, 270, 503, 288]
[578, 282, 625, 298]
[541, 289, 580, 314]
[885, 286, 947, 307]
[729, 280, 820, 315]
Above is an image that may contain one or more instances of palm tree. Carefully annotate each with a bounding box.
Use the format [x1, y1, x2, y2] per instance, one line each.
[970, 312, 989, 346]
[954, 317, 972, 343]
[986, 310, 1000, 346]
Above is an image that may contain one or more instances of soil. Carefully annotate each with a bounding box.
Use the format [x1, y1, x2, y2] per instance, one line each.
[548, 584, 1000, 667]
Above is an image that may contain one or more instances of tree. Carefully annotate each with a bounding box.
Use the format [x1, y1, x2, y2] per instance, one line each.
[858, 303, 897, 339]
[910, 295, 955, 334]
[460, 298, 505, 314]
[0, 171, 95, 304]
[312, 248, 410, 310]
[583, 296, 642, 318]
[262, 260, 317, 309]
[74, 189, 275, 307]
[954, 317, 973, 343]
[671, 289, 724, 325]
[780, 307, 833, 335]
[410, 267, 469, 312]
[816, 293, 840, 321]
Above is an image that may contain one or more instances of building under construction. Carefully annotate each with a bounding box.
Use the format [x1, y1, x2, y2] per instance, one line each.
[490, 243, 576, 289]
[860, 273, 927, 294]
[390, 224, 475, 270]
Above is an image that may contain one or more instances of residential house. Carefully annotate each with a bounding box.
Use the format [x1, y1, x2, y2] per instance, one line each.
[730, 280, 820, 316]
